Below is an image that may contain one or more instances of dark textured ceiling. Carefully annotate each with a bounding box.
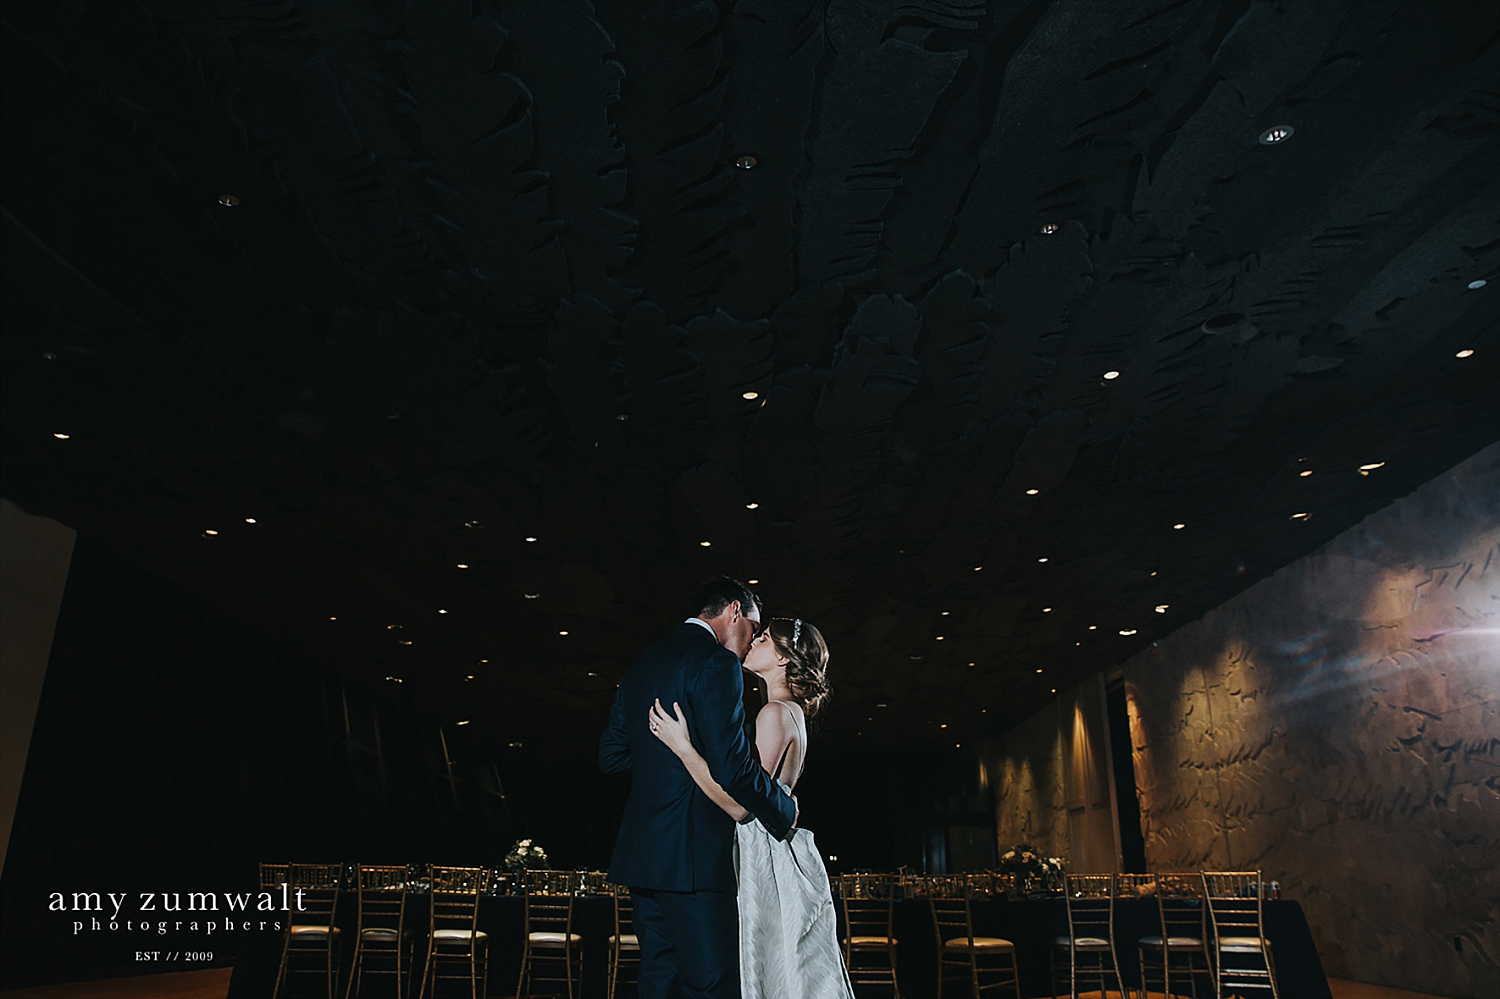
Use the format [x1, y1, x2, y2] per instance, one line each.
[3, 0, 1498, 761]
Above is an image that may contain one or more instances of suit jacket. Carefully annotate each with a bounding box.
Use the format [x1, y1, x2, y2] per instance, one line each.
[600, 622, 797, 892]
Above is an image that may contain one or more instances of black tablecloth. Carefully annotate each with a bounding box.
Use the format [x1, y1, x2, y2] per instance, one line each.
[229, 894, 1329, 999]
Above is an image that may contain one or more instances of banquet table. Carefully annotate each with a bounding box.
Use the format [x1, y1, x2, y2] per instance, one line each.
[228, 892, 1330, 998]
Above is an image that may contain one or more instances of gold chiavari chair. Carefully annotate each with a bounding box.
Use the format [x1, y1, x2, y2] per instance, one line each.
[516, 875, 583, 999]
[1138, 872, 1212, 999]
[605, 884, 640, 999]
[1201, 872, 1278, 999]
[344, 864, 413, 999]
[931, 896, 1020, 999]
[419, 865, 489, 999]
[838, 875, 901, 998]
[1050, 873, 1123, 999]
[272, 862, 344, 999]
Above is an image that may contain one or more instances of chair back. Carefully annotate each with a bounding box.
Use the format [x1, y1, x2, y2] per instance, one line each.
[1153, 871, 1207, 941]
[841, 878, 895, 940]
[930, 896, 976, 945]
[612, 883, 635, 939]
[286, 863, 342, 928]
[523, 886, 575, 938]
[429, 865, 485, 936]
[1201, 870, 1267, 942]
[353, 864, 408, 938]
[1063, 873, 1115, 944]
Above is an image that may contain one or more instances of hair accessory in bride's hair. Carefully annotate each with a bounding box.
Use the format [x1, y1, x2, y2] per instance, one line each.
[792, 618, 802, 644]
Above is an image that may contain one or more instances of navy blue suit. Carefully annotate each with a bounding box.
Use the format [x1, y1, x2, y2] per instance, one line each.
[600, 621, 796, 998]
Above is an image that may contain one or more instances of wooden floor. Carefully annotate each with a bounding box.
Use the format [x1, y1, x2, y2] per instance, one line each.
[0, 970, 1456, 999]
[0, 968, 232, 999]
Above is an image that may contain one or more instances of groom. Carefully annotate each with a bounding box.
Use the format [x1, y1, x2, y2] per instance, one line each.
[600, 576, 798, 999]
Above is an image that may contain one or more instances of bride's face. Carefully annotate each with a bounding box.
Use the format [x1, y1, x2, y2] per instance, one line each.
[742, 630, 788, 679]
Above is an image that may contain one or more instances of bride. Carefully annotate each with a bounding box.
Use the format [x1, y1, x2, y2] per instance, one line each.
[648, 617, 855, 999]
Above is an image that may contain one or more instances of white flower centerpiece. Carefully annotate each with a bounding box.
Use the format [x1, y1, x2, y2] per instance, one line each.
[503, 838, 549, 873]
[997, 843, 1065, 897]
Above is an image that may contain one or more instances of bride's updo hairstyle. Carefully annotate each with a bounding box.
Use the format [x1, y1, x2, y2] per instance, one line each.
[765, 618, 831, 717]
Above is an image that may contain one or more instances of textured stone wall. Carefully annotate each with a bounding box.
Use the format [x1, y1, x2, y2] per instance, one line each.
[1126, 444, 1500, 998]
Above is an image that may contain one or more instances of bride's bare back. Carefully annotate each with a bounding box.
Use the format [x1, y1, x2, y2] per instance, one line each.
[755, 699, 807, 789]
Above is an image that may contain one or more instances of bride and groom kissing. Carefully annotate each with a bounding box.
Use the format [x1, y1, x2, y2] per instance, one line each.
[599, 576, 855, 999]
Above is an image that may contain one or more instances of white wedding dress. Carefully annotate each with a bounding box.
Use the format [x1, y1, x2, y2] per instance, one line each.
[735, 779, 856, 999]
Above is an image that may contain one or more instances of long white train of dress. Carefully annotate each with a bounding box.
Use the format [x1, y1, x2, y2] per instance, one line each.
[735, 799, 856, 999]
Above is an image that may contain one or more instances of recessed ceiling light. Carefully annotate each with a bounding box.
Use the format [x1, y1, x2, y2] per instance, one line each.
[218, 194, 239, 206]
[1025, 488, 1040, 495]
[456, 720, 470, 726]
[1088, 625, 1098, 630]
[559, 630, 569, 636]
[616, 413, 629, 421]
[245, 517, 257, 524]
[1150, 570, 1158, 576]
[1466, 279, 1486, 290]
[1155, 604, 1169, 613]
[203, 529, 218, 536]
[1291, 512, 1312, 520]
[877, 703, 887, 708]
[941, 611, 950, 616]
[1036, 668, 1043, 674]
[329, 616, 337, 621]
[524, 536, 537, 543]
[398, 639, 412, 645]
[587, 671, 597, 677]
[747, 579, 759, 584]
[967, 662, 975, 667]
[438, 609, 447, 614]
[974, 565, 983, 571]
[524, 593, 539, 599]
[742, 391, 759, 400]
[1103, 370, 1120, 380]
[1299, 470, 1313, 477]
[1120, 629, 1137, 636]
[1051, 687, 1057, 692]
[1038, 222, 1059, 235]
[939, 723, 947, 729]
[936, 636, 945, 641]
[1038, 557, 1048, 563]
[746, 502, 759, 509]
[1173, 523, 1186, 530]
[734, 154, 758, 170]
[42, 351, 57, 360]
[479, 659, 489, 663]
[456, 563, 469, 569]
[1359, 462, 1385, 471]
[464, 520, 484, 529]
[1258, 125, 1294, 145]
[52, 433, 70, 439]
[700, 540, 712, 547]
[385, 676, 403, 683]
[1456, 349, 1475, 358]
[466, 675, 474, 680]
[1043, 607, 1052, 613]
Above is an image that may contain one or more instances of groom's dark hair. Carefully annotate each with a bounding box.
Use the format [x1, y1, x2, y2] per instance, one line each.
[695, 576, 761, 619]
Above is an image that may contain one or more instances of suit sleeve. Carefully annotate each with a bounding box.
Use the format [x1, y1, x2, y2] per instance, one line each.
[687, 652, 796, 839]
[598, 684, 632, 774]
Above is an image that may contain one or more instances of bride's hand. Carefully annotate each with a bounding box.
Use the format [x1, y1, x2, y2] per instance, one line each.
[649, 698, 694, 756]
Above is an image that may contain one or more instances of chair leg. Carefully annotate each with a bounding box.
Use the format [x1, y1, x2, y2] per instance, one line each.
[274, 936, 291, 999]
